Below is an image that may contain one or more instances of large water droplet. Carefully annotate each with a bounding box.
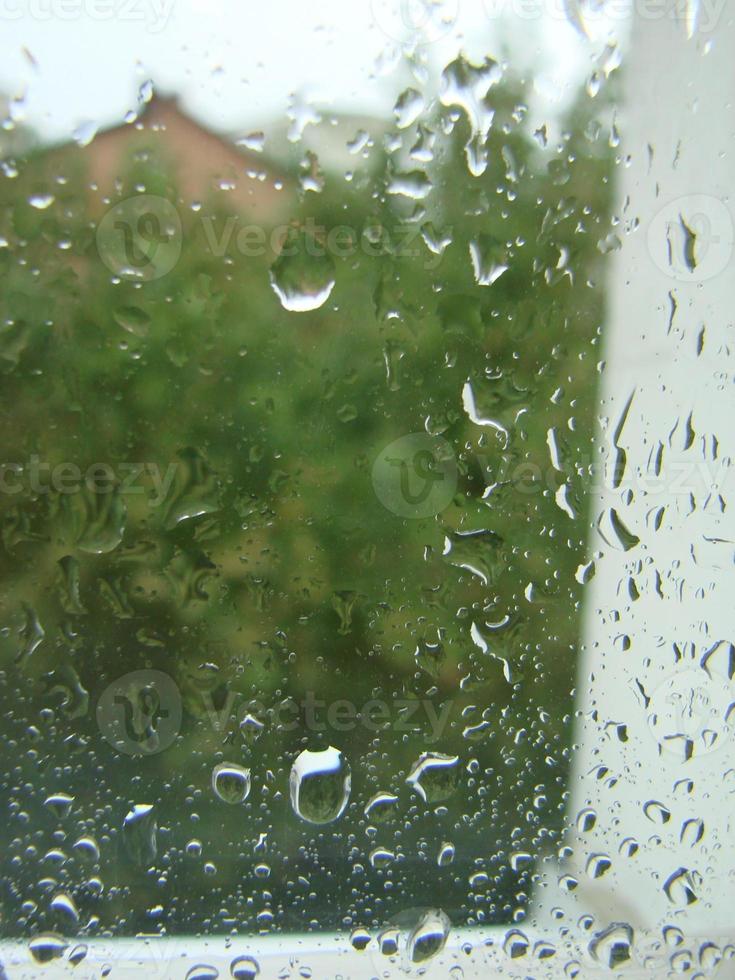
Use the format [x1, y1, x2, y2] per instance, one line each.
[364, 791, 399, 823]
[643, 800, 671, 825]
[406, 752, 460, 805]
[29, 934, 67, 964]
[269, 227, 336, 312]
[44, 792, 74, 819]
[212, 763, 251, 805]
[406, 909, 451, 964]
[68, 944, 88, 966]
[394, 88, 424, 129]
[350, 927, 371, 952]
[231, 955, 260, 979]
[440, 54, 501, 176]
[50, 891, 79, 926]
[589, 923, 634, 968]
[469, 235, 508, 286]
[663, 867, 700, 906]
[289, 746, 351, 825]
[503, 929, 529, 959]
[186, 967, 219, 980]
[28, 192, 55, 210]
[122, 804, 157, 867]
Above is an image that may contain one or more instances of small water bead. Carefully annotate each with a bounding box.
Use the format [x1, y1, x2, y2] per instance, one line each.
[289, 746, 351, 825]
[212, 763, 251, 804]
[438, 841, 455, 866]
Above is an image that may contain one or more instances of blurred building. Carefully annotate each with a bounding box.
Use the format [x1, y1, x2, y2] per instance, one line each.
[31, 94, 294, 225]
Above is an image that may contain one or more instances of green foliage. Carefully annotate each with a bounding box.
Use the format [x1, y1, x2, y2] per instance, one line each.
[0, 67, 614, 935]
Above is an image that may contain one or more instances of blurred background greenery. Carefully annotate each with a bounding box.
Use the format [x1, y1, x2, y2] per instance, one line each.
[0, 57, 614, 938]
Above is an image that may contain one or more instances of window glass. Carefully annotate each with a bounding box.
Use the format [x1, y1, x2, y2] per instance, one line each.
[0, 1, 732, 976]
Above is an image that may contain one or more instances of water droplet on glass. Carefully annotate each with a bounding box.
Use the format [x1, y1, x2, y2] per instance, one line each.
[289, 746, 351, 825]
[364, 791, 398, 823]
[269, 227, 336, 312]
[589, 923, 634, 969]
[122, 804, 157, 867]
[643, 800, 671, 825]
[68, 943, 88, 966]
[369, 846, 395, 869]
[394, 88, 425, 129]
[44, 792, 74, 819]
[73, 835, 100, 862]
[406, 908, 451, 964]
[503, 928, 529, 959]
[577, 807, 598, 833]
[469, 235, 508, 286]
[113, 305, 151, 337]
[440, 54, 501, 176]
[230, 956, 259, 979]
[212, 763, 251, 805]
[406, 753, 460, 805]
[186, 966, 219, 980]
[350, 927, 371, 952]
[72, 120, 98, 147]
[387, 169, 433, 200]
[50, 891, 79, 925]
[586, 853, 612, 878]
[663, 867, 700, 906]
[29, 934, 67, 964]
[28, 192, 55, 210]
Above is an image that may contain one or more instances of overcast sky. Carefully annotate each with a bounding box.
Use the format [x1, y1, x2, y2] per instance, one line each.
[0, 0, 621, 144]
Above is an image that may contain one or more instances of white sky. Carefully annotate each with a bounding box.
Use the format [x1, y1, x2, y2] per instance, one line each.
[0, 0, 622, 144]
